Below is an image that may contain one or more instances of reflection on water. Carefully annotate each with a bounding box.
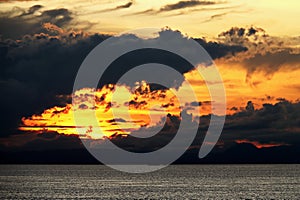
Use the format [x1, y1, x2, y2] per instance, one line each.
[0, 165, 299, 199]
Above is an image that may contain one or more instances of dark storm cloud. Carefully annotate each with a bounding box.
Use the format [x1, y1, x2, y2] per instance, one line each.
[97, 29, 246, 89]
[105, 112, 182, 153]
[218, 100, 300, 147]
[0, 22, 247, 138]
[217, 26, 292, 53]
[194, 37, 247, 59]
[1, 6, 288, 139]
[0, 5, 76, 39]
[0, 100, 300, 163]
[0, 26, 110, 136]
[160, 0, 216, 12]
[243, 50, 300, 82]
[217, 27, 300, 82]
[107, 100, 300, 153]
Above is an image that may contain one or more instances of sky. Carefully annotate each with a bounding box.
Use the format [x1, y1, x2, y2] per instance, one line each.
[1, 0, 300, 37]
[0, 0, 300, 163]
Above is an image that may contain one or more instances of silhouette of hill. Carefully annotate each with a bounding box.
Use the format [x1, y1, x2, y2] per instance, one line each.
[1, 143, 299, 164]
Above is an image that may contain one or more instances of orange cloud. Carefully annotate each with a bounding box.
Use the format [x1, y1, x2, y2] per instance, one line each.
[20, 83, 183, 139]
[235, 139, 288, 149]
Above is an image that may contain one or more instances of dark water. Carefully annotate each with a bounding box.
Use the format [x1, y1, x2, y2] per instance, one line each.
[0, 164, 299, 199]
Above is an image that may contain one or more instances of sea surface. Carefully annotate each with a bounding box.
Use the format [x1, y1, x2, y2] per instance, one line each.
[0, 164, 299, 199]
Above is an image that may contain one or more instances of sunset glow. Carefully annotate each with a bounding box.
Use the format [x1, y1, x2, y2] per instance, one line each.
[1, 0, 300, 165]
[235, 139, 288, 149]
[20, 83, 183, 139]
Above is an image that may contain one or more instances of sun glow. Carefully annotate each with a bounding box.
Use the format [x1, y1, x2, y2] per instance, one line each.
[20, 83, 183, 139]
[19, 61, 300, 139]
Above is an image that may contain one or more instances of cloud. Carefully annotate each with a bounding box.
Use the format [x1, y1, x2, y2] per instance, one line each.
[18, 4, 43, 16]
[168, 4, 240, 17]
[216, 26, 300, 82]
[2, 6, 295, 139]
[235, 139, 288, 149]
[127, 100, 147, 109]
[0, 5, 93, 40]
[217, 26, 294, 55]
[186, 101, 211, 107]
[194, 37, 247, 59]
[129, 0, 219, 15]
[1, 100, 300, 163]
[115, 1, 134, 9]
[218, 100, 300, 147]
[201, 12, 228, 23]
[0, 27, 109, 136]
[105, 112, 184, 152]
[99, 0, 134, 13]
[112, 100, 300, 153]
[0, 21, 248, 138]
[0, 5, 70, 39]
[94, 28, 246, 89]
[65, 99, 296, 157]
[106, 118, 127, 123]
[243, 50, 300, 83]
[160, 0, 216, 12]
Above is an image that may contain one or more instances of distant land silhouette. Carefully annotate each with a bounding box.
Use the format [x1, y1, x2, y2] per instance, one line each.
[1, 143, 299, 164]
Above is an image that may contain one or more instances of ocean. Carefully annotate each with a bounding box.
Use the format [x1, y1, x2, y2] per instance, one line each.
[0, 164, 299, 199]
